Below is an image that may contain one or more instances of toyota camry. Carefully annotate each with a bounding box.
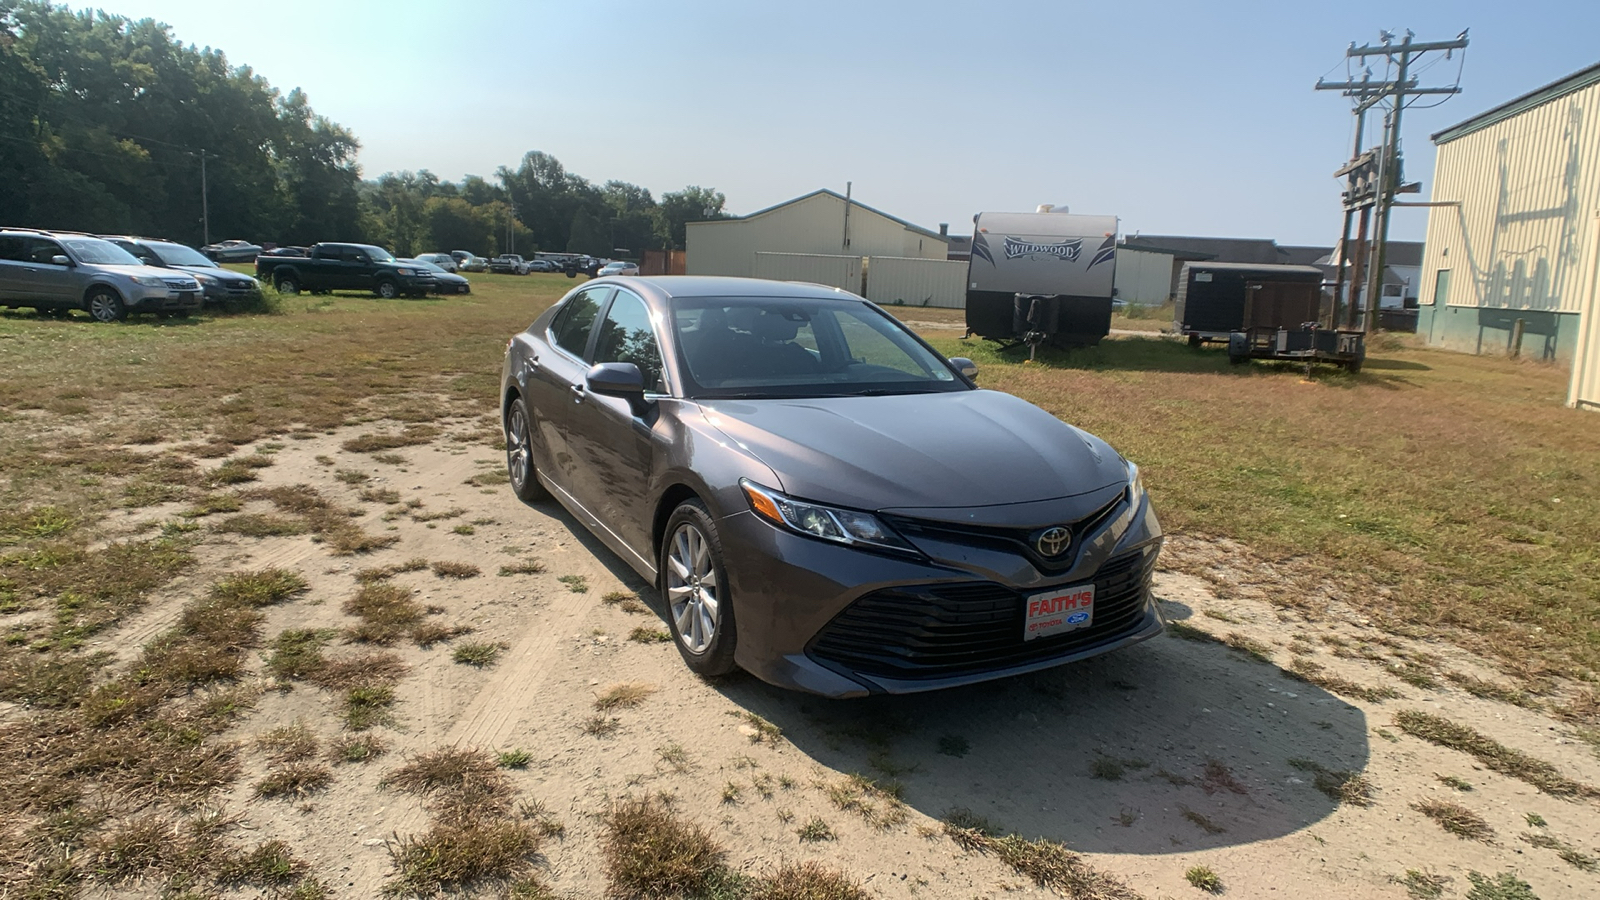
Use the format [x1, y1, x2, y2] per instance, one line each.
[500, 276, 1163, 698]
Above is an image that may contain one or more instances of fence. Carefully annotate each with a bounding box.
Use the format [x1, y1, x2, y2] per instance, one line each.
[752, 252, 862, 292]
[639, 249, 686, 276]
[862, 256, 968, 309]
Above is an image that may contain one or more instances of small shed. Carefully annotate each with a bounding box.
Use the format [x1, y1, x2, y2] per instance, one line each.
[1174, 262, 1325, 342]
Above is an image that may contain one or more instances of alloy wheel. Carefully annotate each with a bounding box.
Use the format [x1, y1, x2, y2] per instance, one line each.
[666, 523, 719, 654]
[505, 404, 531, 493]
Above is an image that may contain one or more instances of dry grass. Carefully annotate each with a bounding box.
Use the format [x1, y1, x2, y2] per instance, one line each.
[498, 559, 546, 576]
[257, 721, 320, 763]
[255, 762, 333, 799]
[1288, 758, 1374, 806]
[1286, 658, 1401, 703]
[628, 627, 671, 644]
[343, 425, 439, 453]
[1413, 799, 1494, 841]
[825, 773, 907, 830]
[343, 582, 426, 645]
[601, 796, 728, 900]
[602, 591, 650, 615]
[453, 641, 505, 667]
[331, 733, 389, 764]
[749, 861, 870, 900]
[431, 560, 481, 579]
[595, 682, 656, 711]
[941, 808, 1142, 899]
[1394, 709, 1597, 797]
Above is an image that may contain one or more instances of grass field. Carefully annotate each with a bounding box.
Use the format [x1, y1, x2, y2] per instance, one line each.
[3, 273, 1594, 687]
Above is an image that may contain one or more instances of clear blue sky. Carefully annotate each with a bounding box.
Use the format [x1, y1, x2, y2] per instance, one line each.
[74, 0, 1600, 245]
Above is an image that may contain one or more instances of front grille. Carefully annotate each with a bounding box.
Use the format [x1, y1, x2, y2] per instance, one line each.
[884, 492, 1124, 574]
[808, 550, 1154, 681]
[162, 277, 198, 290]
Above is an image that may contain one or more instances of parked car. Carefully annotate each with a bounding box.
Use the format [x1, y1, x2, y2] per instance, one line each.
[458, 255, 489, 273]
[596, 261, 639, 277]
[499, 275, 1163, 697]
[415, 252, 457, 273]
[526, 258, 556, 272]
[255, 243, 435, 298]
[0, 227, 203, 321]
[489, 254, 529, 275]
[400, 258, 470, 295]
[102, 235, 264, 308]
[200, 239, 263, 263]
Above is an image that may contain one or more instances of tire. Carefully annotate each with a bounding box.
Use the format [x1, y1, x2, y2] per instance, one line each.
[660, 500, 738, 677]
[275, 275, 300, 295]
[503, 397, 550, 503]
[376, 280, 399, 299]
[1187, 334, 1202, 348]
[86, 288, 126, 323]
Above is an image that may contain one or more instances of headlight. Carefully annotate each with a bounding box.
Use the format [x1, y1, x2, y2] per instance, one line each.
[130, 275, 166, 287]
[395, 268, 415, 276]
[1124, 460, 1147, 506]
[191, 272, 217, 285]
[740, 479, 917, 554]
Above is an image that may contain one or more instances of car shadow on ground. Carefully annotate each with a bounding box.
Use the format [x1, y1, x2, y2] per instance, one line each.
[716, 634, 1369, 855]
[528, 494, 1370, 856]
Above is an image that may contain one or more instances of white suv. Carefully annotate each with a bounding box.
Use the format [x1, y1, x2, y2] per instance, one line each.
[0, 228, 203, 321]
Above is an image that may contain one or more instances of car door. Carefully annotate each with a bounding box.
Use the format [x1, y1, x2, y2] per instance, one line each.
[18, 238, 77, 307]
[524, 285, 612, 496]
[0, 235, 42, 303]
[342, 246, 375, 291]
[563, 288, 669, 553]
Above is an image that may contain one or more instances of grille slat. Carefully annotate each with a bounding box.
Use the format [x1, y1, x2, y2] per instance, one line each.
[809, 551, 1154, 680]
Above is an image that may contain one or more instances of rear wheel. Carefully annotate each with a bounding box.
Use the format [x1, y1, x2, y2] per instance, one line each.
[275, 275, 300, 295]
[661, 501, 738, 677]
[376, 280, 399, 299]
[86, 288, 125, 323]
[504, 398, 550, 502]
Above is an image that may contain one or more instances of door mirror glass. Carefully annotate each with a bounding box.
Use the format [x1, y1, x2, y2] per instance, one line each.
[50, 255, 71, 266]
[948, 356, 978, 378]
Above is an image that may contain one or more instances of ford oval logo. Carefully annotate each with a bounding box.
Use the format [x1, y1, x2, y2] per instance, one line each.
[1034, 526, 1072, 558]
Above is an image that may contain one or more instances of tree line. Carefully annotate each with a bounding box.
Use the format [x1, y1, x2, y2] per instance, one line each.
[0, 1, 727, 256]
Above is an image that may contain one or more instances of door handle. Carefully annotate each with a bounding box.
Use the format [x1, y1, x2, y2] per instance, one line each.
[570, 384, 585, 402]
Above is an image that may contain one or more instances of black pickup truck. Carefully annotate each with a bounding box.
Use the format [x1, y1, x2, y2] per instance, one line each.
[255, 242, 436, 298]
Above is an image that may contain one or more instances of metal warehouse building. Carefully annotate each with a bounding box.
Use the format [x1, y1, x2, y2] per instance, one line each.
[1416, 61, 1600, 409]
[686, 189, 966, 307]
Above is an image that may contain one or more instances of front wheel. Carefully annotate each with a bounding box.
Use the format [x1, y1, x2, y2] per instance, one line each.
[86, 288, 126, 323]
[504, 398, 550, 502]
[376, 280, 399, 299]
[661, 501, 738, 677]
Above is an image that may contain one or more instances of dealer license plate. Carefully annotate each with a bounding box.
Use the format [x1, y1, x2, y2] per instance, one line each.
[1023, 584, 1095, 641]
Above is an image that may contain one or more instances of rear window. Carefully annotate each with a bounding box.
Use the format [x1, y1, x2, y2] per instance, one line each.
[549, 288, 608, 357]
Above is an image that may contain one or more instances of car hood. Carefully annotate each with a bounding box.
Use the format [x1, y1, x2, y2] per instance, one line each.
[174, 264, 255, 283]
[696, 390, 1127, 517]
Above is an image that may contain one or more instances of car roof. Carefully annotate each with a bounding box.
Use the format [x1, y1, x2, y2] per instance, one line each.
[604, 275, 866, 303]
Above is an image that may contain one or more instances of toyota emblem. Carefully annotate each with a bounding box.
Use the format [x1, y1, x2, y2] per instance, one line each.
[1034, 526, 1072, 557]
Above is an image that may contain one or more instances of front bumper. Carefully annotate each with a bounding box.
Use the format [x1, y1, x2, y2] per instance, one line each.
[202, 280, 264, 305]
[127, 287, 203, 312]
[720, 488, 1165, 697]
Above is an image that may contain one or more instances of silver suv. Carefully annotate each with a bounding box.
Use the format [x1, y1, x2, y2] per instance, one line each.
[0, 228, 204, 321]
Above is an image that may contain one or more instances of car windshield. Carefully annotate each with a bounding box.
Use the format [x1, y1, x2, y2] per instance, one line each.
[150, 242, 217, 267]
[670, 297, 967, 399]
[61, 238, 144, 266]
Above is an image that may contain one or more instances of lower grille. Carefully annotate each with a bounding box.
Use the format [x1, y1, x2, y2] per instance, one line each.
[808, 551, 1154, 680]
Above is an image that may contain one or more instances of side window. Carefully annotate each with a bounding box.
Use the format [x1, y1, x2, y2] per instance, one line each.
[593, 292, 666, 393]
[550, 288, 607, 358]
[0, 236, 27, 262]
[344, 247, 370, 263]
[27, 238, 66, 265]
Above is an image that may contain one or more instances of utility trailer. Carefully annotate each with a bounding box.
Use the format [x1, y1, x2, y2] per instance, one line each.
[964, 209, 1119, 354]
[1174, 261, 1324, 345]
[1227, 324, 1365, 373]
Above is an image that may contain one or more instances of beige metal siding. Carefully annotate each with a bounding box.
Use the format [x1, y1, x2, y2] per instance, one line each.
[686, 191, 947, 277]
[1569, 212, 1600, 409]
[1419, 78, 1600, 315]
[752, 252, 862, 292]
[863, 257, 968, 308]
[1114, 249, 1174, 305]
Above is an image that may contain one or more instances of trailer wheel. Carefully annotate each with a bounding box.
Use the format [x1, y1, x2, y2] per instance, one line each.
[1345, 356, 1363, 374]
[1188, 334, 1202, 348]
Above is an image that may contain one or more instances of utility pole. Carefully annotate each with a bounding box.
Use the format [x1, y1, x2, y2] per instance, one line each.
[842, 181, 853, 252]
[199, 149, 210, 246]
[1316, 29, 1467, 331]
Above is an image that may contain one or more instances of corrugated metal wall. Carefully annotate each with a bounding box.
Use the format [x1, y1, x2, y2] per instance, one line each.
[862, 256, 968, 308]
[1569, 214, 1600, 409]
[1419, 79, 1600, 316]
[1114, 249, 1174, 305]
[752, 252, 862, 292]
[688, 192, 947, 277]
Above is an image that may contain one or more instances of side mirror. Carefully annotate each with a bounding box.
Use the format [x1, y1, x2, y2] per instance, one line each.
[586, 362, 650, 414]
[50, 255, 71, 266]
[949, 356, 979, 378]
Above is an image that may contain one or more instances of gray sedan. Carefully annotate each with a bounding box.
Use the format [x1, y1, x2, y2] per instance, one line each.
[500, 276, 1163, 697]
